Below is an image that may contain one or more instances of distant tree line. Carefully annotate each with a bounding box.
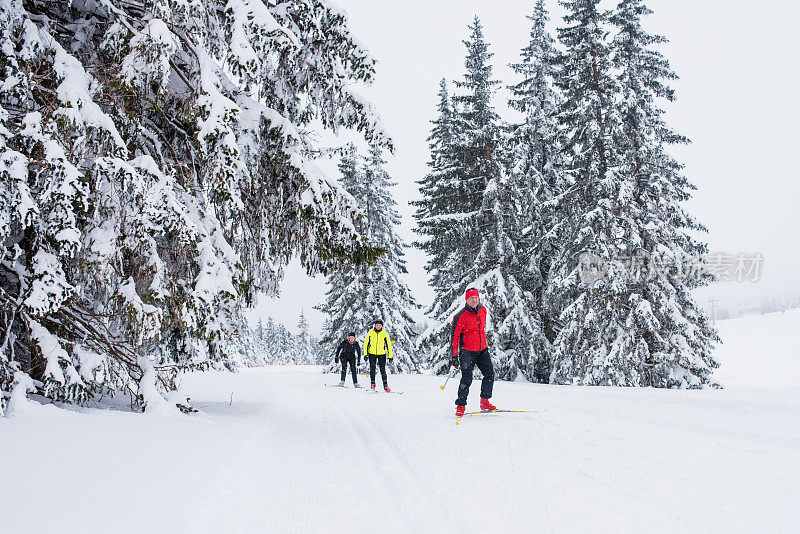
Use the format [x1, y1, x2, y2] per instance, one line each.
[227, 311, 327, 367]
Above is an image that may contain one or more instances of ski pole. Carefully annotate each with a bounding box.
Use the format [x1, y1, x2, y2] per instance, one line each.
[440, 366, 456, 390]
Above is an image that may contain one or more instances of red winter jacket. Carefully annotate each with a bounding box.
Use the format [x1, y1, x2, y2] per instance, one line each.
[451, 304, 487, 358]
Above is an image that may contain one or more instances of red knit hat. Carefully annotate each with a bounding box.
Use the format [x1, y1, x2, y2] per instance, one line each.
[465, 288, 479, 300]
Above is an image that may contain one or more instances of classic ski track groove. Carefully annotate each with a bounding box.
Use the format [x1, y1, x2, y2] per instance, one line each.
[322, 395, 412, 533]
[502, 435, 522, 530]
[298, 408, 339, 531]
[503, 431, 554, 533]
[272, 410, 312, 531]
[346, 403, 457, 530]
[327, 395, 456, 533]
[533, 412, 555, 532]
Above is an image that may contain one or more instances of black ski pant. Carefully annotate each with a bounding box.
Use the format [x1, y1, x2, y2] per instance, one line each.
[340, 355, 358, 384]
[367, 354, 388, 387]
[456, 348, 494, 406]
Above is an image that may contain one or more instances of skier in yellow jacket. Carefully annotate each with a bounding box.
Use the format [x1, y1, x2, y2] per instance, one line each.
[364, 319, 393, 392]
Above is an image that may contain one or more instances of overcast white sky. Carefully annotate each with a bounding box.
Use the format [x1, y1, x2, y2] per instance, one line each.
[250, 0, 800, 335]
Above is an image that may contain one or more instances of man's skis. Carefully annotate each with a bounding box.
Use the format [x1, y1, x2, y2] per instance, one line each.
[325, 384, 348, 388]
[462, 409, 546, 415]
[455, 408, 547, 424]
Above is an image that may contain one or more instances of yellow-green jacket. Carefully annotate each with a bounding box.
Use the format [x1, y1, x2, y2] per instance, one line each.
[364, 328, 393, 359]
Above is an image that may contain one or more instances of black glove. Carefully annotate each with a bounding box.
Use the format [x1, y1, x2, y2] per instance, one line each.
[450, 356, 459, 369]
[335, 356, 339, 364]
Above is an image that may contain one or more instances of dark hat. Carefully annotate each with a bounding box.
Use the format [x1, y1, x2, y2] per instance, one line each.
[374, 318, 383, 325]
[347, 332, 355, 337]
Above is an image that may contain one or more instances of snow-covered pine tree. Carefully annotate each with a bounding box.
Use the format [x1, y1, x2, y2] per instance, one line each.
[317, 145, 370, 373]
[255, 318, 266, 354]
[606, 0, 719, 386]
[358, 145, 420, 373]
[0, 0, 388, 411]
[262, 317, 277, 364]
[273, 322, 293, 365]
[412, 79, 460, 374]
[506, 0, 565, 382]
[226, 316, 260, 368]
[413, 79, 458, 302]
[547, 0, 718, 387]
[415, 17, 526, 379]
[309, 334, 325, 365]
[547, 0, 630, 386]
[292, 309, 316, 365]
[244, 315, 280, 366]
[318, 144, 420, 373]
[224, 311, 257, 368]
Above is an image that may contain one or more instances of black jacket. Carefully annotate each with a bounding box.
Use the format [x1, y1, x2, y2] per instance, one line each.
[335, 339, 359, 360]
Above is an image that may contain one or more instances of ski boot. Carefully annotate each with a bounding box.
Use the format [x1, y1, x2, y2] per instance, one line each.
[455, 405, 465, 417]
[480, 398, 497, 412]
[384, 386, 391, 393]
[339, 381, 345, 387]
[354, 383, 363, 388]
[370, 384, 376, 390]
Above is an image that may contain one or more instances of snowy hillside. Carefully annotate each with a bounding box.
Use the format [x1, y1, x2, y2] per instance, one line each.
[2, 314, 798, 533]
[713, 308, 800, 387]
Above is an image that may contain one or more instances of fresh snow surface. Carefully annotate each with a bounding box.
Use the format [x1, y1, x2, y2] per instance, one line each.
[713, 308, 800, 387]
[2, 315, 799, 533]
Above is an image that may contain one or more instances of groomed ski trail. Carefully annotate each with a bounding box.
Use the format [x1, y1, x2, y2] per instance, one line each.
[3, 364, 799, 533]
[326, 396, 456, 533]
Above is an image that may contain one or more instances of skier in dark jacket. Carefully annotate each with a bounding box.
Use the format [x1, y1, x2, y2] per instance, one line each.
[451, 288, 497, 417]
[335, 332, 362, 387]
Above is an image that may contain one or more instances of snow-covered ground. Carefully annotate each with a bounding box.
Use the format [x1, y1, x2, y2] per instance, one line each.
[713, 308, 800, 387]
[2, 313, 799, 533]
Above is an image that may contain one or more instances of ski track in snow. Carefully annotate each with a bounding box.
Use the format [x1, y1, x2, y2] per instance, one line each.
[2, 355, 799, 533]
[326, 396, 452, 533]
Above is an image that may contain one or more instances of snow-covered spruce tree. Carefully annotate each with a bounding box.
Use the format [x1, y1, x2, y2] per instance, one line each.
[413, 80, 458, 303]
[246, 316, 280, 366]
[412, 79, 460, 375]
[292, 309, 316, 365]
[506, 0, 565, 382]
[547, 0, 629, 386]
[273, 322, 294, 365]
[358, 145, 420, 373]
[261, 317, 277, 364]
[0, 0, 388, 411]
[415, 17, 526, 379]
[223, 311, 260, 367]
[546, 0, 718, 387]
[309, 334, 325, 365]
[606, 0, 718, 386]
[317, 145, 369, 373]
[318, 144, 420, 373]
[255, 318, 267, 361]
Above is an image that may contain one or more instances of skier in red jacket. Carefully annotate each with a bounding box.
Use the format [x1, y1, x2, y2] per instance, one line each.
[451, 288, 497, 417]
